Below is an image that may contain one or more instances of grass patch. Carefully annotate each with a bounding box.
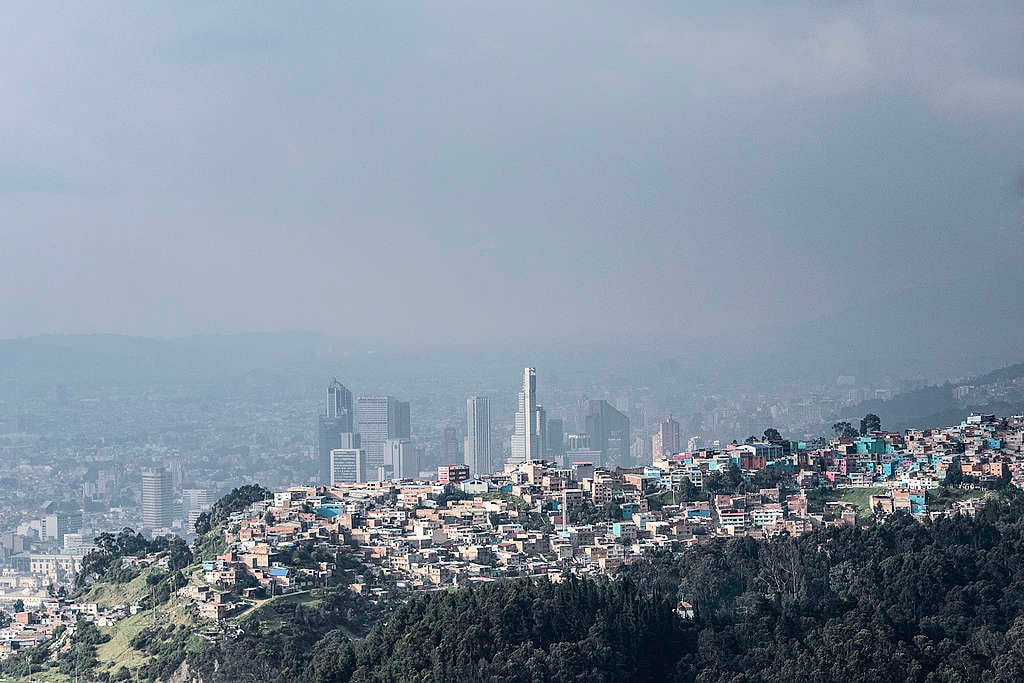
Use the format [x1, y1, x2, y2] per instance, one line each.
[928, 486, 994, 509]
[241, 590, 321, 629]
[78, 566, 166, 608]
[835, 487, 889, 517]
[94, 595, 195, 673]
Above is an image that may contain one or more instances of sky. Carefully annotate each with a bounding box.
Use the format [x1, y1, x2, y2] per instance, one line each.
[2, 2, 1023, 345]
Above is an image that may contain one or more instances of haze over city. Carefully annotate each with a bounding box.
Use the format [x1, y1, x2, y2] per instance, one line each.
[2, 3, 1023, 350]
[3, 4, 1024, 682]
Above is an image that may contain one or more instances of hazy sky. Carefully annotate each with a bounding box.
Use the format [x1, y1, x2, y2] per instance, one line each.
[2, 3, 1022, 344]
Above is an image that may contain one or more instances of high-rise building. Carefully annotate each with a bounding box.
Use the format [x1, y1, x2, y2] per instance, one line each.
[395, 401, 411, 439]
[442, 427, 460, 463]
[318, 379, 354, 483]
[546, 418, 564, 460]
[141, 468, 174, 529]
[327, 379, 352, 419]
[357, 396, 408, 479]
[465, 396, 492, 475]
[385, 438, 415, 479]
[182, 488, 214, 533]
[330, 448, 367, 484]
[652, 415, 681, 460]
[585, 400, 631, 467]
[511, 368, 544, 464]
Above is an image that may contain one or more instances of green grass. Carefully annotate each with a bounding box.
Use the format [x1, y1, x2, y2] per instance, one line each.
[835, 487, 888, 517]
[92, 588, 195, 674]
[240, 590, 321, 629]
[927, 486, 994, 509]
[94, 611, 153, 670]
[77, 566, 165, 608]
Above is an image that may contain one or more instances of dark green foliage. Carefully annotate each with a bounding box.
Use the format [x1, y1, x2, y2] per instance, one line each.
[194, 484, 272, 535]
[832, 421, 858, 438]
[944, 458, 964, 487]
[662, 490, 1024, 682]
[431, 484, 470, 508]
[569, 500, 622, 524]
[134, 626, 192, 682]
[54, 619, 111, 676]
[187, 585, 383, 682]
[76, 528, 188, 588]
[860, 413, 882, 435]
[189, 489, 1024, 682]
[351, 576, 686, 682]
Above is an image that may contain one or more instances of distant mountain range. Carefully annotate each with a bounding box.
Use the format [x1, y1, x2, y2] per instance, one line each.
[834, 361, 1024, 432]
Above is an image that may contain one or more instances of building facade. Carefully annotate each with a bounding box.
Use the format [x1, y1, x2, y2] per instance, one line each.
[466, 396, 492, 476]
[318, 379, 354, 483]
[141, 468, 174, 529]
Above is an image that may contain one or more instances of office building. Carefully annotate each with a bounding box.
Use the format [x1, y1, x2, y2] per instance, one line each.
[546, 418, 564, 460]
[357, 396, 408, 478]
[182, 489, 214, 533]
[141, 468, 174, 529]
[318, 379, 354, 483]
[442, 427, 460, 463]
[396, 401, 411, 439]
[385, 438, 416, 479]
[511, 368, 544, 464]
[40, 511, 82, 544]
[585, 400, 631, 466]
[652, 415, 681, 459]
[330, 448, 367, 484]
[465, 396, 492, 475]
[438, 464, 471, 485]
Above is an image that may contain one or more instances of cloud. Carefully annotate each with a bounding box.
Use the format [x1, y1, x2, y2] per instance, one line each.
[631, 7, 1024, 118]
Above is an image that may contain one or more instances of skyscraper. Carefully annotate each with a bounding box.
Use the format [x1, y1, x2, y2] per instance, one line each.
[330, 448, 367, 484]
[652, 415, 681, 460]
[546, 418, 564, 460]
[182, 488, 214, 533]
[442, 427, 460, 463]
[585, 400, 631, 467]
[395, 400, 411, 439]
[327, 379, 352, 420]
[357, 396, 408, 479]
[511, 368, 544, 464]
[385, 438, 415, 479]
[465, 396, 491, 475]
[318, 379, 354, 483]
[141, 468, 174, 529]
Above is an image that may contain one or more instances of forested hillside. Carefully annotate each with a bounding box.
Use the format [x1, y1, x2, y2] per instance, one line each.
[177, 489, 1024, 682]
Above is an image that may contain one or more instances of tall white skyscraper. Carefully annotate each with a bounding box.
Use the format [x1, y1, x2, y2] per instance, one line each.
[141, 468, 174, 529]
[511, 368, 543, 464]
[466, 396, 491, 475]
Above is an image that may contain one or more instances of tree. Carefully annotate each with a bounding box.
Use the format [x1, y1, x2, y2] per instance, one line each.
[763, 427, 783, 444]
[860, 413, 881, 435]
[12, 599, 24, 613]
[944, 459, 964, 487]
[832, 421, 858, 439]
[723, 463, 744, 490]
[745, 435, 758, 445]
